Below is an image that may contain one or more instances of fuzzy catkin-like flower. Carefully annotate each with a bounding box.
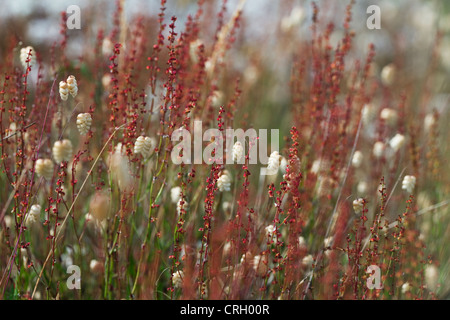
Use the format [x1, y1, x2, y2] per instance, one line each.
[26, 204, 41, 226]
[35, 158, 54, 180]
[52, 139, 73, 163]
[66, 75, 78, 98]
[353, 198, 364, 214]
[20, 46, 36, 69]
[217, 170, 232, 192]
[402, 175, 416, 194]
[76, 113, 92, 135]
[134, 136, 155, 158]
[59, 81, 69, 101]
[389, 133, 405, 152]
[232, 141, 244, 163]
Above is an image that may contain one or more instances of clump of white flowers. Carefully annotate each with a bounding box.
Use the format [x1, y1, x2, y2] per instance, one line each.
[134, 136, 155, 159]
[352, 151, 363, 168]
[170, 186, 182, 204]
[217, 170, 232, 192]
[389, 133, 405, 152]
[26, 204, 41, 226]
[172, 270, 184, 288]
[59, 75, 78, 100]
[52, 139, 73, 163]
[402, 175, 416, 194]
[20, 46, 36, 69]
[352, 198, 364, 214]
[232, 141, 244, 163]
[76, 113, 92, 135]
[35, 158, 54, 180]
[267, 151, 281, 174]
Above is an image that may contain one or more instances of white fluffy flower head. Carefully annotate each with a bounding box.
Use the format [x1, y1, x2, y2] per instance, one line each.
[20, 46, 36, 69]
[402, 175, 416, 194]
[35, 158, 54, 180]
[134, 136, 155, 158]
[52, 139, 73, 163]
[217, 170, 232, 192]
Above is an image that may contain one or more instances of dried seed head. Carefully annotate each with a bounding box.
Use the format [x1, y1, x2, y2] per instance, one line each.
[402, 175, 416, 194]
[217, 170, 232, 192]
[35, 158, 54, 180]
[134, 136, 155, 158]
[59, 81, 69, 101]
[26, 204, 41, 226]
[232, 141, 244, 163]
[352, 198, 364, 214]
[19, 46, 36, 69]
[52, 139, 73, 163]
[89, 192, 111, 221]
[66, 75, 78, 97]
[76, 113, 92, 135]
